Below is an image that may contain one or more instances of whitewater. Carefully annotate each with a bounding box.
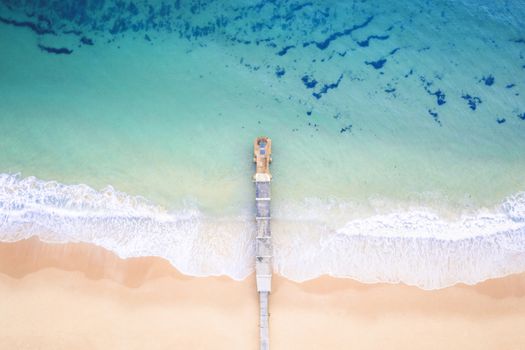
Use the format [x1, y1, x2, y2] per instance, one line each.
[1, 173, 524, 290]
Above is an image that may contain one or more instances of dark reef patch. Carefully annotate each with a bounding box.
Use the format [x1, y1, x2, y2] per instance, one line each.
[420, 76, 446, 106]
[356, 34, 389, 47]
[0, 16, 55, 35]
[461, 94, 482, 111]
[289, 2, 314, 13]
[312, 74, 343, 99]
[432, 89, 446, 105]
[389, 47, 400, 56]
[305, 16, 373, 50]
[518, 113, 525, 120]
[365, 58, 387, 69]
[364, 48, 399, 70]
[384, 87, 396, 94]
[234, 38, 252, 45]
[80, 36, 93, 45]
[275, 66, 285, 78]
[276, 45, 295, 56]
[307, 122, 319, 132]
[340, 124, 352, 133]
[301, 75, 318, 89]
[427, 109, 441, 125]
[38, 44, 73, 54]
[481, 75, 495, 86]
[505, 83, 515, 89]
[497, 118, 506, 124]
[63, 29, 82, 35]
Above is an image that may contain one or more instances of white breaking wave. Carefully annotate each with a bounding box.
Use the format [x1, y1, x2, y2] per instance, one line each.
[0, 173, 255, 280]
[1, 173, 525, 289]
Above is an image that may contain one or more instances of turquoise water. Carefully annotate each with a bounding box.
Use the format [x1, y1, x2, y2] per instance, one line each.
[1, 0, 525, 289]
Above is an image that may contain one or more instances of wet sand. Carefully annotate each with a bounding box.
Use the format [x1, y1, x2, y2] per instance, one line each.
[0, 237, 524, 349]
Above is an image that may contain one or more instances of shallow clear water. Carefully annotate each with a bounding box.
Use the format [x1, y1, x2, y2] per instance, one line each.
[1, 0, 524, 289]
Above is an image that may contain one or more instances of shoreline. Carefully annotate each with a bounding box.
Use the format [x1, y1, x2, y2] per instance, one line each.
[1, 238, 525, 349]
[2, 172, 524, 290]
[2, 236, 525, 293]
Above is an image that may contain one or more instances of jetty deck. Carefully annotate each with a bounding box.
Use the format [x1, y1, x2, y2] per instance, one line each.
[253, 136, 273, 350]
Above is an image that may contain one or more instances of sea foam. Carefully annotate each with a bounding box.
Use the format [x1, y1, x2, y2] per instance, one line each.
[1, 173, 524, 289]
[0, 173, 255, 280]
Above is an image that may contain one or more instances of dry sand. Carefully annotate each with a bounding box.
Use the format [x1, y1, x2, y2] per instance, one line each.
[0, 237, 524, 349]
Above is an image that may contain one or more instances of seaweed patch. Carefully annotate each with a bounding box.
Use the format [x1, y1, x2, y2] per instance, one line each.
[38, 44, 73, 54]
[0, 16, 55, 35]
[275, 66, 285, 77]
[364, 48, 399, 70]
[365, 58, 387, 69]
[340, 124, 352, 133]
[312, 74, 343, 99]
[80, 36, 94, 45]
[301, 75, 318, 89]
[276, 45, 295, 56]
[480, 75, 495, 86]
[305, 16, 373, 50]
[420, 76, 446, 105]
[289, 2, 314, 13]
[427, 109, 441, 125]
[432, 90, 446, 105]
[389, 47, 400, 56]
[461, 94, 482, 111]
[356, 34, 389, 47]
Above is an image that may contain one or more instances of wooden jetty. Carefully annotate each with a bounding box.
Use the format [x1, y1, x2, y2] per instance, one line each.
[253, 136, 273, 350]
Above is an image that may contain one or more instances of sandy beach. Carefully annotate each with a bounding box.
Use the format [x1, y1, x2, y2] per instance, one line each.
[0, 237, 523, 350]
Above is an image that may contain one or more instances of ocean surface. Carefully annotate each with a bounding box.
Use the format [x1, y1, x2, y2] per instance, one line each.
[1, 0, 524, 289]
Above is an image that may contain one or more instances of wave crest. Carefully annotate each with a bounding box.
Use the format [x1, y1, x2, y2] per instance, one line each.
[1, 173, 525, 289]
[0, 173, 255, 280]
